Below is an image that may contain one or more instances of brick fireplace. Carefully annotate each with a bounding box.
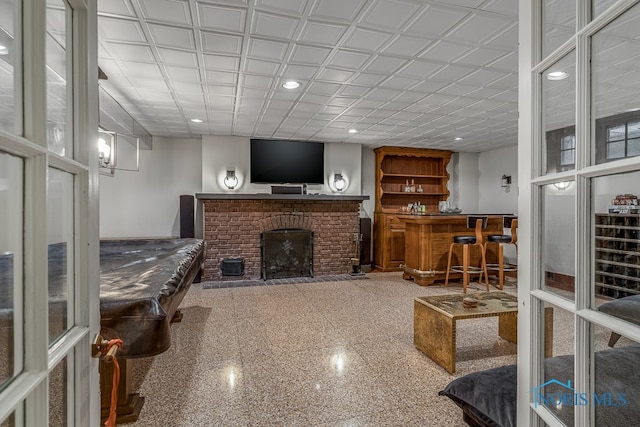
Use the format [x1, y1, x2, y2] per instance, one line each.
[196, 194, 368, 281]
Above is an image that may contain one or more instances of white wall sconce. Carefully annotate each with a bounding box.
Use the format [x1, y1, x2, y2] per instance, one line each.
[98, 127, 116, 174]
[334, 173, 347, 192]
[553, 181, 571, 190]
[224, 168, 238, 190]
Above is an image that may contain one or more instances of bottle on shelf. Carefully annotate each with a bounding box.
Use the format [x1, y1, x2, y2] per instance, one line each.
[404, 180, 410, 192]
[417, 184, 423, 193]
[410, 179, 416, 192]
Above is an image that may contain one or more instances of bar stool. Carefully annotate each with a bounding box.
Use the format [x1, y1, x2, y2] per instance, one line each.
[445, 215, 490, 293]
[484, 216, 518, 290]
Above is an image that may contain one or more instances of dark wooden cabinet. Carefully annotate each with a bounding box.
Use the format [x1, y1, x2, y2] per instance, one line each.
[595, 213, 640, 298]
[373, 146, 452, 271]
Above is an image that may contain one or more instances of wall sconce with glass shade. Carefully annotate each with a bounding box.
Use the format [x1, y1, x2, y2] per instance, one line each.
[333, 173, 347, 192]
[553, 181, 572, 190]
[224, 168, 238, 190]
[501, 174, 512, 192]
[98, 127, 116, 175]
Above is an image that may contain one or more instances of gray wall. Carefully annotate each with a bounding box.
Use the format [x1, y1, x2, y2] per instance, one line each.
[99, 137, 202, 238]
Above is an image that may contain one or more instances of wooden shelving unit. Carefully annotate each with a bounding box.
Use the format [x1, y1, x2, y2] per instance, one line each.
[595, 213, 640, 298]
[373, 146, 452, 271]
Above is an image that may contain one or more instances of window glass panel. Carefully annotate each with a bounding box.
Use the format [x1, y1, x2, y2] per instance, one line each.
[47, 168, 73, 343]
[593, 336, 637, 424]
[543, 51, 576, 174]
[0, 0, 18, 135]
[49, 358, 67, 426]
[607, 125, 625, 142]
[606, 141, 625, 159]
[537, 303, 574, 425]
[560, 149, 574, 166]
[592, 2, 640, 165]
[561, 135, 575, 150]
[0, 152, 22, 389]
[46, 0, 71, 157]
[543, 183, 576, 301]
[628, 122, 640, 139]
[628, 138, 640, 157]
[542, 0, 575, 59]
[593, 172, 640, 310]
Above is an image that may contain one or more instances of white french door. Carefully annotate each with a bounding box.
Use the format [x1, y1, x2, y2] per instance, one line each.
[0, 0, 100, 425]
[519, 0, 640, 426]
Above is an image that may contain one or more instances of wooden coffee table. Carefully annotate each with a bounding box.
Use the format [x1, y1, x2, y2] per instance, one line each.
[414, 292, 553, 373]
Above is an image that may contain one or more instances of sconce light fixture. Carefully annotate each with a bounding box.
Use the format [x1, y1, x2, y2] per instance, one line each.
[501, 174, 512, 188]
[98, 127, 116, 169]
[553, 181, 571, 190]
[334, 173, 347, 192]
[224, 168, 238, 190]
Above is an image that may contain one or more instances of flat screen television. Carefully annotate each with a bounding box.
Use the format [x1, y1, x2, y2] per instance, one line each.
[250, 139, 325, 184]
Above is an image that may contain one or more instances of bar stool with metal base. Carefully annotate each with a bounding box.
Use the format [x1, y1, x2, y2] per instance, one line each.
[445, 215, 490, 293]
[484, 216, 518, 290]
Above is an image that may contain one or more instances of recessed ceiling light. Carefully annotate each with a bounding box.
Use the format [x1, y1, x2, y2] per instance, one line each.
[0, 44, 7, 55]
[348, 129, 357, 134]
[547, 71, 568, 80]
[282, 80, 301, 89]
[190, 118, 203, 123]
[454, 137, 463, 141]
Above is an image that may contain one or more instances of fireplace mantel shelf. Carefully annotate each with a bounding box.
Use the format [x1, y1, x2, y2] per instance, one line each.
[196, 193, 369, 201]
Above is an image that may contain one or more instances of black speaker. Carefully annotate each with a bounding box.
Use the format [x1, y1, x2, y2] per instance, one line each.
[179, 195, 195, 238]
[271, 185, 302, 194]
[359, 217, 372, 266]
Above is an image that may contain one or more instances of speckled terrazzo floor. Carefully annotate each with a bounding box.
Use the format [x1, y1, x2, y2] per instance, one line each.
[119, 273, 576, 426]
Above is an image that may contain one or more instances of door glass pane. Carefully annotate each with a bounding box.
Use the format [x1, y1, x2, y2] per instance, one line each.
[542, 183, 576, 301]
[0, 152, 22, 389]
[543, 51, 576, 174]
[593, 336, 637, 424]
[0, 0, 17, 135]
[542, 0, 575, 59]
[46, 0, 71, 157]
[592, 2, 640, 165]
[47, 168, 73, 343]
[536, 303, 574, 425]
[49, 358, 67, 426]
[593, 171, 640, 311]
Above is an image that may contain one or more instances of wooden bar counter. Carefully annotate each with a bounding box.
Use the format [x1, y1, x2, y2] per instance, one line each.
[401, 214, 503, 286]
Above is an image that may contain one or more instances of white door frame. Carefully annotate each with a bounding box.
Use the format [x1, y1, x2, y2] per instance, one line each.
[0, 0, 100, 424]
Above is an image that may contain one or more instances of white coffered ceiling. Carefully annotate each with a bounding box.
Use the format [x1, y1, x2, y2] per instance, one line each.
[97, 0, 520, 151]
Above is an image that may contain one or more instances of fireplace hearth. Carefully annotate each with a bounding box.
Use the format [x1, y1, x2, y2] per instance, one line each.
[197, 195, 368, 280]
[261, 229, 313, 280]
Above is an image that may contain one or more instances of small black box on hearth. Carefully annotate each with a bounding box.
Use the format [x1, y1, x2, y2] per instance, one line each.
[221, 258, 244, 276]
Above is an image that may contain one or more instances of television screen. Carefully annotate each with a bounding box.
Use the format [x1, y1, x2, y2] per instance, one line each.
[250, 139, 325, 184]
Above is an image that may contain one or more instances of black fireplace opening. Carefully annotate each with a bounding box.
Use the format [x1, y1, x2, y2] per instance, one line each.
[261, 229, 313, 280]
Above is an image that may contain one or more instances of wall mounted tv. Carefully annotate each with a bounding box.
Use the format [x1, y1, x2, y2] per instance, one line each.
[250, 139, 325, 184]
